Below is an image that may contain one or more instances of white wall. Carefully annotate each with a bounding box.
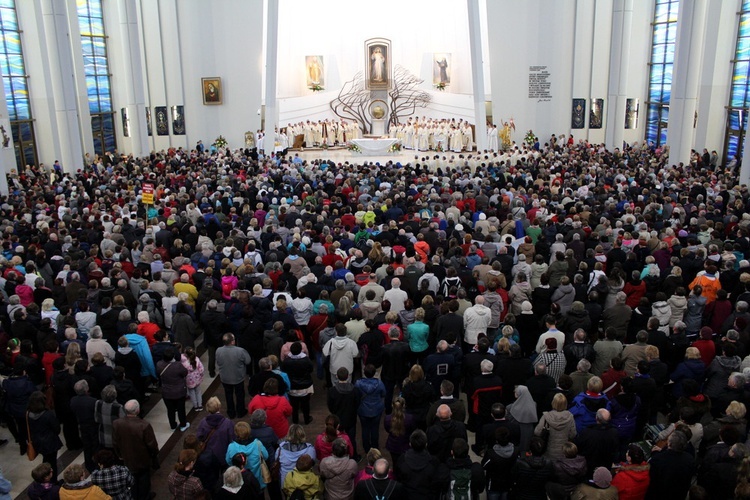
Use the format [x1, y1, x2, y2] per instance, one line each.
[133, 0, 264, 152]
[486, 0, 652, 147]
[276, 0, 475, 124]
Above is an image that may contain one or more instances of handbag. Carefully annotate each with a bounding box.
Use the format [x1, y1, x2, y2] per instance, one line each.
[26, 413, 37, 461]
[270, 447, 281, 481]
[256, 440, 272, 483]
[539, 418, 550, 446]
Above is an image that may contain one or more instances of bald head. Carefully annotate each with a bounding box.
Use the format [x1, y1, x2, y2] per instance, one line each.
[475, 295, 485, 306]
[373, 458, 390, 479]
[124, 399, 140, 416]
[437, 404, 452, 421]
[595, 408, 611, 424]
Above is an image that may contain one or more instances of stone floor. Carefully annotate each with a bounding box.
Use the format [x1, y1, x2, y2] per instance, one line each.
[4, 340, 484, 499]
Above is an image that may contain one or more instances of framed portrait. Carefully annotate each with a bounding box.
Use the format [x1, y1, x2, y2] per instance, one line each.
[625, 98, 639, 129]
[202, 77, 222, 105]
[172, 105, 185, 135]
[433, 53, 451, 86]
[145, 107, 152, 136]
[571, 98, 585, 129]
[121, 108, 130, 137]
[305, 56, 324, 88]
[589, 98, 604, 129]
[155, 106, 168, 136]
[365, 38, 392, 90]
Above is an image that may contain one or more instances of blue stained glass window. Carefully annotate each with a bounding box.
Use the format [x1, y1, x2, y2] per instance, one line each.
[78, 0, 116, 155]
[724, 1, 750, 162]
[647, 0, 678, 146]
[0, 0, 38, 169]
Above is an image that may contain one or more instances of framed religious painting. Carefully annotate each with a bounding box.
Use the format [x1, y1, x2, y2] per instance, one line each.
[305, 56, 324, 90]
[202, 77, 222, 105]
[154, 106, 168, 136]
[121, 108, 130, 137]
[589, 98, 604, 129]
[571, 99, 585, 129]
[365, 38, 392, 90]
[172, 105, 185, 135]
[625, 98, 639, 129]
[433, 53, 451, 87]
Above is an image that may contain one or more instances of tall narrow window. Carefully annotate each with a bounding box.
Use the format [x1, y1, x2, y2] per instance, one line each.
[724, 0, 750, 162]
[0, 0, 38, 169]
[646, 0, 679, 147]
[78, 0, 116, 156]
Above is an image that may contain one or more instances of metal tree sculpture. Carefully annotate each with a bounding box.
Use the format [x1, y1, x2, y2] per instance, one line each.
[388, 65, 431, 129]
[330, 72, 371, 135]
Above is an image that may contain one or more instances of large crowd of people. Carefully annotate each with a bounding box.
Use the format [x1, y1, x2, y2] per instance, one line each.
[0, 134, 748, 499]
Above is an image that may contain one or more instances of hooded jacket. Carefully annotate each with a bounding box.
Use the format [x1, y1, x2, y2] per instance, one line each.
[248, 394, 292, 439]
[670, 358, 706, 398]
[668, 295, 688, 327]
[552, 455, 587, 493]
[277, 441, 317, 487]
[224, 437, 269, 489]
[570, 392, 610, 434]
[396, 449, 449, 500]
[551, 283, 576, 314]
[463, 304, 491, 345]
[482, 443, 517, 492]
[610, 463, 650, 500]
[59, 480, 110, 500]
[704, 354, 742, 398]
[28, 410, 63, 455]
[322, 335, 359, 377]
[535, 410, 576, 460]
[651, 301, 672, 330]
[320, 455, 358, 500]
[355, 376, 386, 417]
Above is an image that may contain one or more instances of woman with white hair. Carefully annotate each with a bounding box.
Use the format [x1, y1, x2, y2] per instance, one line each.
[40, 298, 59, 323]
[86, 326, 116, 367]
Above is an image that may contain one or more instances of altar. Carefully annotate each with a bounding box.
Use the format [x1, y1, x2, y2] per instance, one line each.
[350, 138, 400, 155]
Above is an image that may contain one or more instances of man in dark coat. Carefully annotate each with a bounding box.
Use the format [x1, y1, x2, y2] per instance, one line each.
[563, 329, 596, 374]
[426, 380, 467, 427]
[112, 399, 159, 500]
[395, 429, 449, 500]
[481, 402, 521, 449]
[469, 359, 503, 452]
[380, 328, 411, 414]
[526, 363, 557, 417]
[327, 367, 361, 460]
[427, 404, 468, 462]
[575, 408, 619, 476]
[70, 379, 99, 472]
[645, 431, 696, 500]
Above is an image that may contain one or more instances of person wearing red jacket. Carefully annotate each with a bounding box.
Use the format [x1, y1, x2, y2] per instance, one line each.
[248, 378, 292, 439]
[611, 444, 650, 500]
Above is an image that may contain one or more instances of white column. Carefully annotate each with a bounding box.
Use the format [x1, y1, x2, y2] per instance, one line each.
[110, 0, 149, 157]
[666, 0, 707, 167]
[158, 0, 187, 149]
[17, 0, 87, 172]
[263, 0, 280, 154]
[467, 0, 487, 151]
[605, 0, 633, 151]
[571, 0, 595, 140]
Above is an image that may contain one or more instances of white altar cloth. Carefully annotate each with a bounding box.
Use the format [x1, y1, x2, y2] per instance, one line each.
[351, 138, 400, 155]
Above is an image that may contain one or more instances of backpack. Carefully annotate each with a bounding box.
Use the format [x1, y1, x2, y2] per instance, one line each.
[365, 478, 397, 499]
[446, 467, 472, 500]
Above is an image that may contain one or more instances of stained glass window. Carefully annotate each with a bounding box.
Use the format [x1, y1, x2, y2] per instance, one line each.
[0, 0, 37, 169]
[724, 0, 750, 162]
[646, 0, 679, 147]
[78, 0, 116, 156]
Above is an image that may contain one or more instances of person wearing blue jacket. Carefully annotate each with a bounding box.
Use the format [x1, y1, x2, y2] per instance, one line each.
[670, 346, 706, 399]
[225, 421, 270, 491]
[569, 376, 610, 434]
[355, 364, 386, 454]
[124, 333, 156, 380]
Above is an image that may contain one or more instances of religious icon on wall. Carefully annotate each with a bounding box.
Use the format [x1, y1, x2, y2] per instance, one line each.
[571, 99, 585, 129]
[589, 98, 604, 129]
[625, 98, 639, 129]
[155, 106, 168, 136]
[202, 77, 222, 105]
[172, 105, 185, 135]
[305, 56, 324, 88]
[433, 53, 451, 86]
[145, 107, 152, 136]
[365, 38, 392, 90]
[0, 119, 11, 149]
[121, 108, 130, 137]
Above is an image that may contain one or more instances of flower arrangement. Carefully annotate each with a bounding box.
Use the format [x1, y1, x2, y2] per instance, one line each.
[434, 82, 447, 91]
[389, 142, 402, 152]
[215, 135, 228, 149]
[524, 130, 535, 146]
[310, 84, 324, 92]
[322, 143, 329, 150]
[347, 142, 361, 153]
